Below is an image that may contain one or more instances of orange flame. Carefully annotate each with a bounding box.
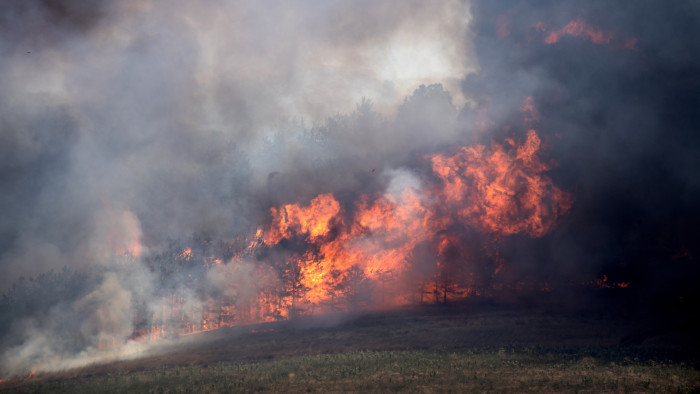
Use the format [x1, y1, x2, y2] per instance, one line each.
[179, 247, 192, 261]
[136, 97, 576, 342]
[265, 193, 341, 245]
[589, 275, 631, 289]
[545, 18, 612, 45]
[431, 129, 571, 237]
[259, 98, 571, 311]
[537, 18, 637, 50]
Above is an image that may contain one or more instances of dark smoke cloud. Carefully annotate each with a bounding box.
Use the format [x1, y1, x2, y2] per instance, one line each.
[468, 0, 700, 305]
[0, 1, 109, 41]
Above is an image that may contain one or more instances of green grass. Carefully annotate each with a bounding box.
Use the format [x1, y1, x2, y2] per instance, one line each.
[9, 348, 699, 393]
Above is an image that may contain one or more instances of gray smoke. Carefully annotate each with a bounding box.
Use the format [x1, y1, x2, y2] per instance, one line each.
[0, 0, 474, 291]
[0, 0, 473, 376]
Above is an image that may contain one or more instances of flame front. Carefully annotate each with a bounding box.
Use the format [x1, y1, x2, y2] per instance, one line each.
[431, 129, 570, 237]
[259, 127, 571, 311]
[127, 98, 573, 340]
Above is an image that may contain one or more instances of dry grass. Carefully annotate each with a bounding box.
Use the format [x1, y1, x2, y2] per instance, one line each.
[6, 349, 699, 393]
[2, 301, 699, 392]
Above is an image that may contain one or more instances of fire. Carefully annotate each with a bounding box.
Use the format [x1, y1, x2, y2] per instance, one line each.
[430, 129, 571, 237]
[266, 183, 437, 307]
[257, 98, 571, 312]
[265, 193, 341, 245]
[179, 247, 193, 260]
[589, 275, 631, 289]
[544, 18, 612, 45]
[112, 98, 575, 344]
[536, 18, 637, 50]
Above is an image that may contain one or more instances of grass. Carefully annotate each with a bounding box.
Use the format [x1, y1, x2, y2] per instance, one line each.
[2, 301, 699, 392]
[8, 348, 699, 393]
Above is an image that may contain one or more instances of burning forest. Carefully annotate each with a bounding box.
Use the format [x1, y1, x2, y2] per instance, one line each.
[132, 100, 571, 342]
[1, 0, 699, 382]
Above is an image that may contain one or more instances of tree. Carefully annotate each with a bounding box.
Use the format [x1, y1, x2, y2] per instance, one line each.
[344, 265, 371, 310]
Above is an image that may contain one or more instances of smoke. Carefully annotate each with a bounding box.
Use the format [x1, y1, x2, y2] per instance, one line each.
[1, 0, 699, 378]
[0, 0, 474, 376]
[0, 0, 474, 291]
[0, 260, 156, 376]
[466, 0, 700, 300]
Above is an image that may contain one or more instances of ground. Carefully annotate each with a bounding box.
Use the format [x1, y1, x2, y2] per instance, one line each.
[2, 295, 699, 392]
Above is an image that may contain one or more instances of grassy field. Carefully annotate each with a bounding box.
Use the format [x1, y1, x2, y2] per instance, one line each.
[2, 299, 699, 392]
[7, 348, 700, 393]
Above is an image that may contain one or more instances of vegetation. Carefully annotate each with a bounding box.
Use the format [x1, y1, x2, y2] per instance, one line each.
[2, 302, 698, 392]
[0, 267, 91, 337]
[6, 348, 699, 393]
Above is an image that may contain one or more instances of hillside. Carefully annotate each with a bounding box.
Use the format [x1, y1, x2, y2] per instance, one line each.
[2, 297, 699, 392]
